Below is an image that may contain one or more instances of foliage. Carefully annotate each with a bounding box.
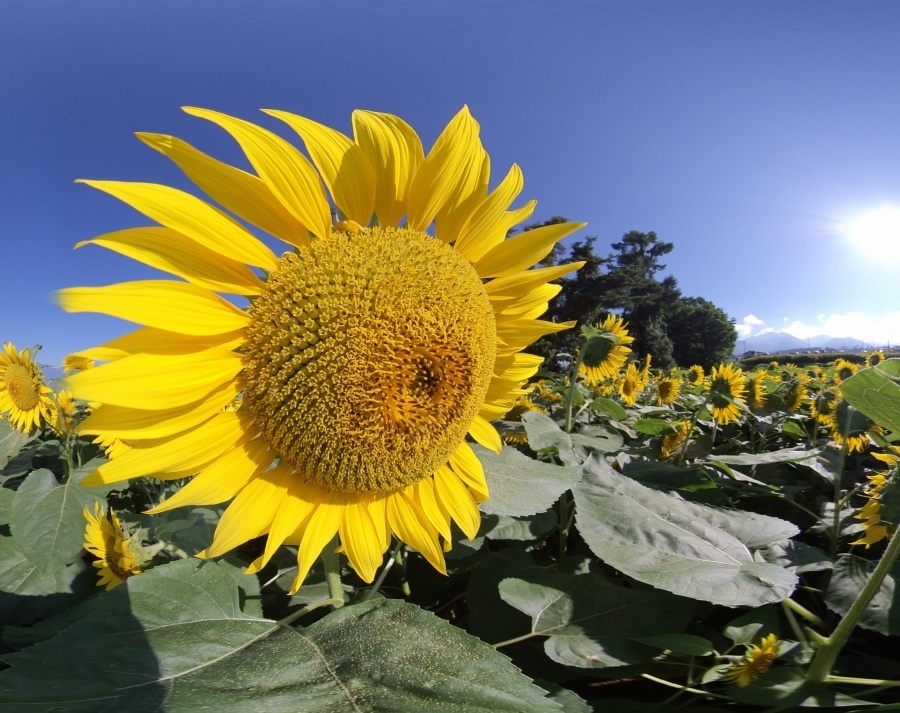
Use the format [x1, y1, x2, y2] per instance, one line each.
[667, 296, 738, 369]
[3, 347, 900, 710]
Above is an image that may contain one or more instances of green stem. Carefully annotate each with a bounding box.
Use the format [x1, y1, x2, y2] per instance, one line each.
[782, 597, 825, 628]
[278, 597, 343, 627]
[564, 351, 586, 434]
[676, 399, 704, 467]
[320, 535, 344, 609]
[493, 632, 536, 649]
[558, 491, 571, 560]
[640, 674, 731, 701]
[829, 445, 848, 559]
[362, 540, 401, 602]
[824, 675, 900, 688]
[806, 530, 900, 683]
[780, 599, 808, 645]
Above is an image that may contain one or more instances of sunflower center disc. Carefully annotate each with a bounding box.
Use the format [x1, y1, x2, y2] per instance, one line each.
[243, 227, 497, 494]
[5, 364, 39, 411]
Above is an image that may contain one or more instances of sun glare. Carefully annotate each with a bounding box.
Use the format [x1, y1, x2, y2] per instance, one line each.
[845, 205, 900, 259]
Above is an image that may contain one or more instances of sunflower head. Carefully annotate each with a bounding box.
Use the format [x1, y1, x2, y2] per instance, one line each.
[745, 371, 769, 411]
[660, 420, 691, 459]
[655, 373, 681, 406]
[63, 354, 95, 373]
[578, 315, 634, 386]
[0, 343, 54, 434]
[724, 634, 780, 687]
[686, 364, 705, 388]
[707, 363, 746, 425]
[867, 350, 886, 367]
[829, 399, 874, 454]
[833, 358, 859, 384]
[60, 106, 584, 592]
[83, 502, 145, 590]
[618, 363, 642, 406]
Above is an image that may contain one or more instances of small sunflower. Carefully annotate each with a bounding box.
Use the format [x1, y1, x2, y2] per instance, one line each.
[723, 634, 779, 687]
[785, 374, 809, 414]
[686, 365, 705, 389]
[63, 354, 95, 373]
[577, 315, 634, 386]
[502, 396, 547, 445]
[828, 399, 873, 454]
[639, 353, 652, 390]
[745, 371, 769, 411]
[660, 420, 691, 459]
[60, 106, 584, 591]
[850, 473, 890, 548]
[832, 358, 859, 384]
[706, 363, 746, 425]
[83, 502, 145, 590]
[867, 350, 886, 367]
[54, 389, 78, 434]
[810, 387, 840, 423]
[618, 363, 642, 407]
[0, 343, 54, 434]
[655, 372, 681, 406]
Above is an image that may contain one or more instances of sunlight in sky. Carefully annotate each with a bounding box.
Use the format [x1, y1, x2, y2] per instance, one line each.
[845, 205, 900, 261]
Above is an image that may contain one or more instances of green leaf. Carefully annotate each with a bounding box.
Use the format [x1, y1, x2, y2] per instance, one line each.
[0, 420, 33, 472]
[483, 511, 557, 541]
[780, 421, 807, 439]
[521, 412, 622, 465]
[632, 418, 675, 436]
[840, 364, 900, 433]
[0, 486, 13, 526]
[826, 555, 900, 635]
[467, 549, 541, 645]
[8, 468, 105, 570]
[758, 540, 833, 574]
[589, 396, 627, 421]
[475, 444, 582, 517]
[573, 456, 799, 606]
[707, 447, 822, 467]
[498, 573, 695, 668]
[0, 559, 561, 712]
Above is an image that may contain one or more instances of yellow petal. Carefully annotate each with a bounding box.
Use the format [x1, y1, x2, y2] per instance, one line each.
[57, 281, 249, 336]
[449, 441, 489, 501]
[493, 352, 545, 382]
[476, 221, 586, 278]
[78, 180, 277, 270]
[454, 163, 530, 261]
[183, 107, 332, 240]
[65, 349, 243, 410]
[266, 110, 375, 227]
[485, 262, 585, 301]
[407, 106, 481, 232]
[72, 326, 245, 363]
[340, 503, 385, 583]
[366, 497, 391, 553]
[352, 110, 424, 226]
[387, 492, 446, 575]
[146, 438, 272, 514]
[435, 466, 481, 540]
[292, 501, 343, 593]
[250, 475, 317, 574]
[136, 132, 309, 247]
[77, 227, 263, 296]
[77, 381, 241, 440]
[435, 146, 490, 245]
[498, 284, 562, 317]
[412, 479, 452, 542]
[478, 402, 513, 420]
[496, 319, 577, 349]
[82, 412, 253, 486]
[205, 464, 294, 558]
[468, 415, 502, 453]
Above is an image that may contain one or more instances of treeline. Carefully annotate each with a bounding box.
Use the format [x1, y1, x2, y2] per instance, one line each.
[529, 217, 737, 370]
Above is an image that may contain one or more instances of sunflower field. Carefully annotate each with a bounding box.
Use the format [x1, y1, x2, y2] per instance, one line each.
[1, 107, 900, 712]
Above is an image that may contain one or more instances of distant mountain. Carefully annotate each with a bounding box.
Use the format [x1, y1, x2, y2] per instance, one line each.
[735, 331, 868, 355]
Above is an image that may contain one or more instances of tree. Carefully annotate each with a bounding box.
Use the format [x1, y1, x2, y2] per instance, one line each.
[665, 297, 737, 369]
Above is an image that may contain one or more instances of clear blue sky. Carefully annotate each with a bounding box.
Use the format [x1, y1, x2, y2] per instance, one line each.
[4, 0, 900, 365]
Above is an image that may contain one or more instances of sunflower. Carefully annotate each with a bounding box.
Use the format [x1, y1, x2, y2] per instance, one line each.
[639, 353, 652, 390]
[660, 420, 691, 459]
[54, 389, 78, 433]
[502, 395, 547, 445]
[810, 387, 840, 423]
[83, 502, 145, 590]
[706, 363, 745, 425]
[686, 364, 705, 389]
[745, 370, 769, 411]
[59, 106, 584, 591]
[618, 363, 642, 406]
[850, 473, 889, 548]
[832, 358, 858, 384]
[785, 374, 809, 414]
[0, 343, 54, 434]
[63, 354, 95, 373]
[867, 350, 886, 367]
[723, 634, 779, 687]
[655, 372, 681, 406]
[577, 315, 633, 386]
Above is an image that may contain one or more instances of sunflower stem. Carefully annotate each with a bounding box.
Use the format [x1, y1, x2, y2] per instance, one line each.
[362, 540, 401, 602]
[320, 535, 344, 609]
[564, 351, 586, 434]
[806, 528, 900, 684]
[829, 444, 849, 559]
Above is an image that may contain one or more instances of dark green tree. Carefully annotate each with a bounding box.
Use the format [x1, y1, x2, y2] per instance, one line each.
[665, 296, 738, 369]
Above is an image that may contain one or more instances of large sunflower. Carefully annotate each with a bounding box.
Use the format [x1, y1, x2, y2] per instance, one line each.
[0, 343, 54, 434]
[578, 315, 633, 385]
[707, 362, 746, 425]
[59, 106, 584, 591]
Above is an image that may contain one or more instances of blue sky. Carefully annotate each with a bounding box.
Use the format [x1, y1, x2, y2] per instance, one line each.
[4, 0, 900, 365]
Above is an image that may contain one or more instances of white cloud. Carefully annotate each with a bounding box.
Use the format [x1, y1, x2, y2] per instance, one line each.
[735, 314, 764, 338]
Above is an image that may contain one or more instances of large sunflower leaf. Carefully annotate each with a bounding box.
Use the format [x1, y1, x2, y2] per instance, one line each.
[475, 444, 582, 517]
[0, 420, 33, 472]
[573, 455, 798, 606]
[0, 559, 561, 712]
[7, 468, 104, 570]
[839, 360, 900, 433]
[825, 554, 900, 636]
[497, 572, 696, 668]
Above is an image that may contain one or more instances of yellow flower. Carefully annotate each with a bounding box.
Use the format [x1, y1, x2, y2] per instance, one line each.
[502, 396, 547, 445]
[745, 370, 769, 411]
[63, 354, 95, 373]
[655, 373, 681, 406]
[867, 350, 886, 367]
[724, 634, 779, 687]
[0, 343, 54, 434]
[850, 471, 892, 548]
[83, 502, 144, 590]
[578, 315, 634, 385]
[810, 387, 840, 423]
[639, 353, 652, 390]
[707, 363, 746, 425]
[785, 374, 809, 414]
[54, 389, 78, 433]
[686, 365, 705, 389]
[660, 420, 691, 459]
[833, 358, 858, 384]
[618, 363, 641, 406]
[59, 106, 584, 592]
